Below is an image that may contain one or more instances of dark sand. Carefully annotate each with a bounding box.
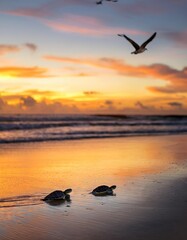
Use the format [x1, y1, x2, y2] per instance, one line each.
[0, 135, 187, 240]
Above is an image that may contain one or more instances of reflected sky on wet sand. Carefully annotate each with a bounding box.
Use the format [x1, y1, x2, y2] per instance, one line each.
[0, 135, 187, 240]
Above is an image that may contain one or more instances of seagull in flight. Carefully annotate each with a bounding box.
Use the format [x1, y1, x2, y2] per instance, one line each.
[96, 0, 103, 4]
[118, 32, 157, 54]
[96, 0, 118, 5]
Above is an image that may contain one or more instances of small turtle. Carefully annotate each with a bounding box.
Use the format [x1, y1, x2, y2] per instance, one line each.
[91, 185, 116, 196]
[42, 188, 72, 201]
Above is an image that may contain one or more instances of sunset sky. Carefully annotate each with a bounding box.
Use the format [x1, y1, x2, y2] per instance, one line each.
[0, 0, 187, 114]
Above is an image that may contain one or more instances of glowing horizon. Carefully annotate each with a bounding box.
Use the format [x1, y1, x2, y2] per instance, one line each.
[0, 0, 187, 114]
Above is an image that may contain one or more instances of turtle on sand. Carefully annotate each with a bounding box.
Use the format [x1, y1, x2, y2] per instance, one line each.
[91, 185, 116, 196]
[42, 189, 72, 201]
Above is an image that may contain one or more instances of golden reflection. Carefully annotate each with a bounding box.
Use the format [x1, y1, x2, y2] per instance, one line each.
[0, 135, 183, 199]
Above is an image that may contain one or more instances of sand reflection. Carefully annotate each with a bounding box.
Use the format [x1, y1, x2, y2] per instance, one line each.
[0, 135, 186, 199]
[0, 135, 187, 240]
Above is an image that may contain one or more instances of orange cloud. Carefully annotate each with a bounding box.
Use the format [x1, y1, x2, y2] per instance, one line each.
[20, 96, 37, 108]
[0, 44, 20, 55]
[44, 15, 145, 36]
[0, 66, 49, 78]
[0, 96, 80, 114]
[83, 91, 100, 96]
[1, 0, 92, 19]
[0, 97, 5, 109]
[23, 43, 37, 52]
[163, 31, 187, 47]
[168, 101, 183, 108]
[2, 6, 52, 18]
[1, 89, 187, 115]
[2, 6, 145, 37]
[65, 72, 96, 77]
[0, 43, 38, 57]
[135, 101, 150, 110]
[44, 55, 187, 93]
[23, 89, 58, 96]
[1, 90, 59, 103]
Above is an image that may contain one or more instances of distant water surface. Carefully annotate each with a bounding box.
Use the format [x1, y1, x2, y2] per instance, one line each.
[0, 114, 187, 144]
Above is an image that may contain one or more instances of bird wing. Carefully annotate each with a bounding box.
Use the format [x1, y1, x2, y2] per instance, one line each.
[141, 32, 157, 48]
[118, 34, 140, 50]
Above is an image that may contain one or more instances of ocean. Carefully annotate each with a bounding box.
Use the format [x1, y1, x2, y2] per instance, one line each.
[0, 114, 187, 144]
[1, 116, 187, 240]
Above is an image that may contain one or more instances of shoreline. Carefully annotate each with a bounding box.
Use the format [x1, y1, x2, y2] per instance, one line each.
[0, 134, 187, 240]
[1, 131, 187, 146]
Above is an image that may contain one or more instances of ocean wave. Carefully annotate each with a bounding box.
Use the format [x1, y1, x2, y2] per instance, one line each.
[0, 114, 187, 144]
[0, 128, 187, 144]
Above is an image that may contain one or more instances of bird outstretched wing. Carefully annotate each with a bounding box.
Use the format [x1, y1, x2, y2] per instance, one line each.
[141, 32, 157, 48]
[118, 34, 140, 50]
[96, 0, 103, 4]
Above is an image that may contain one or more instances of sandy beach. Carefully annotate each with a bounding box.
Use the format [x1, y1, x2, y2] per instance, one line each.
[0, 134, 187, 240]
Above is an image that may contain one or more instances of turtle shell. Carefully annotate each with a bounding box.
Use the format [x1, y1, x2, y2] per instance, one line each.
[43, 190, 66, 201]
[92, 185, 113, 196]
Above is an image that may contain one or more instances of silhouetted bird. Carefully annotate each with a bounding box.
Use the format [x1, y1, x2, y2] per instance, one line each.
[96, 0, 118, 5]
[96, 0, 103, 4]
[118, 32, 157, 54]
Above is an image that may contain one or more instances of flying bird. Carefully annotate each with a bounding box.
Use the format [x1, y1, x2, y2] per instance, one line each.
[118, 32, 157, 54]
[96, 0, 118, 5]
[96, 0, 103, 4]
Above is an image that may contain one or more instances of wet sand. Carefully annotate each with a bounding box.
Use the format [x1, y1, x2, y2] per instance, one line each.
[0, 135, 187, 240]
